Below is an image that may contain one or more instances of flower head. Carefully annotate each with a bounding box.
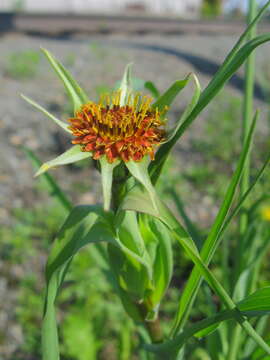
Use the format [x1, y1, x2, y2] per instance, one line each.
[68, 91, 166, 163]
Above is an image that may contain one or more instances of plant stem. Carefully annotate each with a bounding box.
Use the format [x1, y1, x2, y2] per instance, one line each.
[240, 0, 257, 235]
[145, 318, 163, 344]
[137, 303, 163, 344]
[229, 1, 257, 359]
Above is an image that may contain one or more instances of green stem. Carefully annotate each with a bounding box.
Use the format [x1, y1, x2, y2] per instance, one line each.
[241, 0, 257, 197]
[229, 1, 257, 359]
[145, 319, 163, 344]
[146, 310, 237, 354]
[238, 0, 257, 237]
[228, 325, 243, 360]
[137, 303, 163, 344]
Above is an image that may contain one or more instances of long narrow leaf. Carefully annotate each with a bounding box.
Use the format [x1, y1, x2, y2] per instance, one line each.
[171, 113, 258, 335]
[145, 287, 270, 354]
[152, 75, 192, 116]
[150, 33, 270, 183]
[35, 145, 92, 177]
[119, 63, 133, 106]
[42, 205, 115, 360]
[121, 185, 270, 356]
[21, 94, 72, 133]
[125, 157, 158, 213]
[220, 0, 270, 69]
[153, 74, 201, 181]
[42, 48, 89, 112]
[144, 81, 160, 99]
[166, 188, 202, 249]
[100, 157, 120, 211]
[165, 74, 201, 142]
[220, 153, 270, 241]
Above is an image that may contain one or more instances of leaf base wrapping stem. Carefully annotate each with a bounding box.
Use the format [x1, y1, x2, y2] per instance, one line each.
[137, 302, 163, 344]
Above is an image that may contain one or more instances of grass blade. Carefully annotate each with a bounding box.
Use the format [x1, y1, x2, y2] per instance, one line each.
[165, 74, 201, 143]
[145, 286, 270, 355]
[152, 76, 192, 114]
[166, 188, 202, 249]
[150, 33, 270, 183]
[220, 153, 269, 239]
[171, 113, 258, 335]
[121, 183, 270, 356]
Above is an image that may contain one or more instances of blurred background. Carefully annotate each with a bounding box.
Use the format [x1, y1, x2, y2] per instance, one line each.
[0, 1, 269, 359]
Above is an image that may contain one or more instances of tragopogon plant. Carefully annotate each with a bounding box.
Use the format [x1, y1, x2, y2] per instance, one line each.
[22, 4, 270, 358]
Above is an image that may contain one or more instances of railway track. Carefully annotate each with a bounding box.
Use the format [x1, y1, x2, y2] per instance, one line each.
[0, 12, 269, 36]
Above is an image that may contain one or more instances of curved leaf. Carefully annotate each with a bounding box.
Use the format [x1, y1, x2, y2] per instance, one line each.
[171, 113, 258, 335]
[139, 214, 173, 311]
[35, 145, 92, 176]
[42, 205, 116, 360]
[238, 287, 270, 317]
[21, 94, 72, 133]
[144, 81, 160, 99]
[125, 157, 158, 213]
[99, 157, 120, 211]
[145, 287, 270, 354]
[42, 48, 89, 112]
[114, 210, 152, 278]
[165, 74, 201, 143]
[152, 75, 192, 116]
[119, 63, 133, 106]
[121, 184, 270, 356]
[150, 33, 270, 183]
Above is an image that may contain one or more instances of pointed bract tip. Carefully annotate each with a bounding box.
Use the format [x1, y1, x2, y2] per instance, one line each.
[34, 164, 49, 177]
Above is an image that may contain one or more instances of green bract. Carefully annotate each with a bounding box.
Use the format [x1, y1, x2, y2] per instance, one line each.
[22, 48, 201, 212]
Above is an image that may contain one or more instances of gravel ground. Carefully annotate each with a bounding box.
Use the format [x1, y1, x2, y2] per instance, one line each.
[0, 30, 269, 358]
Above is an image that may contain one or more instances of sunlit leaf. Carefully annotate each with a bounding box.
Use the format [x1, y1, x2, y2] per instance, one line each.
[238, 287, 270, 317]
[146, 286, 270, 354]
[144, 81, 160, 99]
[139, 214, 173, 311]
[42, 205, 116, 360]
[42, 48, 89, 112]
[171, 113, 258, 335]
[165, 74, 201, 142]
[150, 33, 270, 183]
[119, 63, 133, 106]
[100, 157, 120, 211]
[152, 75, 192, 116]
[121, 183, 270, 355]
[21, 94, 72, 133]
[114, 210, 152, 276]
[35, 145, 92, 176]
[125, 157, 159, 213]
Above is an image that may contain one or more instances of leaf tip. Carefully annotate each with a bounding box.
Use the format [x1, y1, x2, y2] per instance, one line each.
[34, 164, 49, 177]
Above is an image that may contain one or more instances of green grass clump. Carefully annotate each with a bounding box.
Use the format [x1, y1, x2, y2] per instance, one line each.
[5, 50, 41, 79]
